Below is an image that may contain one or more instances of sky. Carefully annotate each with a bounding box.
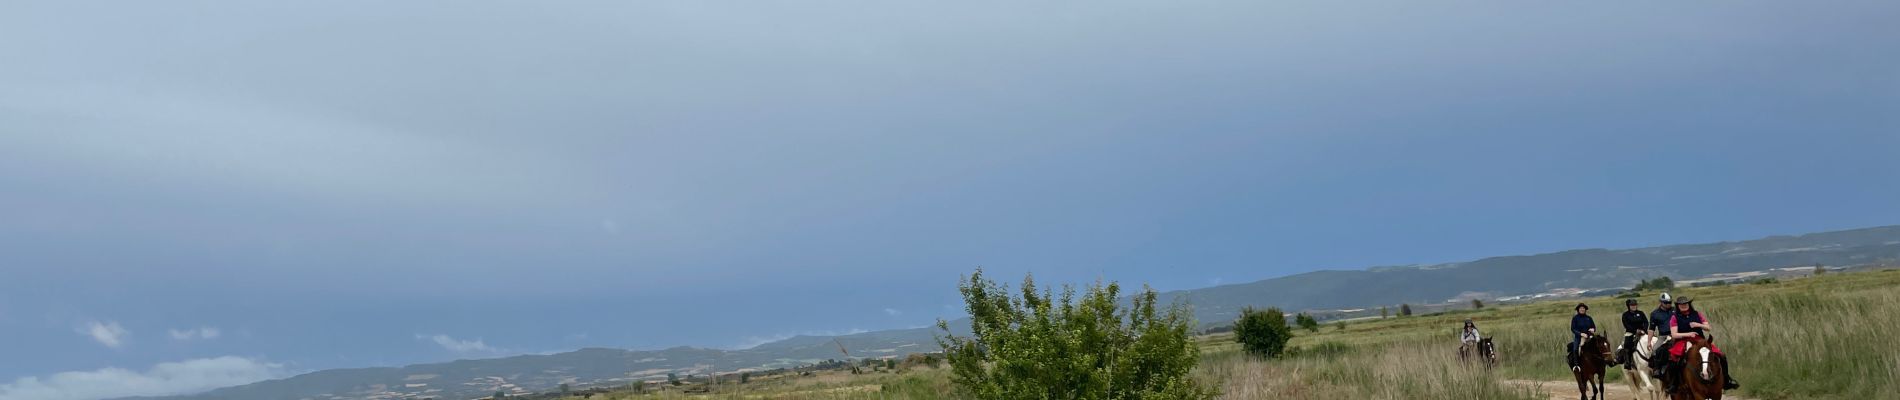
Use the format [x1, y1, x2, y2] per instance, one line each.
[3, 1, 1898, 399]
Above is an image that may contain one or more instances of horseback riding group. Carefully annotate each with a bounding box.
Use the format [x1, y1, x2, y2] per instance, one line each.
[1461, 292, 1739, 400]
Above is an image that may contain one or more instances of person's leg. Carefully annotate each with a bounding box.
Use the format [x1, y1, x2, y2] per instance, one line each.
[1567, 340, 1579, 370]
[1721, 355, 1739, 389]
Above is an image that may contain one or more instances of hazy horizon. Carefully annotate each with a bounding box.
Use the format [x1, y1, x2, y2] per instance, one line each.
[5, 1, 1898, 399]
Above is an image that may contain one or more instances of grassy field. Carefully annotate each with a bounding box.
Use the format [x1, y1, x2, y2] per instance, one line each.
[568, 269, 1900, 399]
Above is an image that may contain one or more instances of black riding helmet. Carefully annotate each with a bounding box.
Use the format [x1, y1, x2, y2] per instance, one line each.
[1575, 302, 1589, 311]
[1625, 298, 1639, 307]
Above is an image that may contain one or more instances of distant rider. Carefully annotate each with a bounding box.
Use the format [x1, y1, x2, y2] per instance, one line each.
[1459, 318, 1482, 356]
[1658, 296, 1739, 390]
[1567, 302, 1596, 372]
[1616, 298, 1647, 365]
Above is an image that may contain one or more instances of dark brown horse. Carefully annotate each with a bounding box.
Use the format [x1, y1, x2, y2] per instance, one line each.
[1671, 337, 1725, 400]
[1573, 333, 1612, 400]
[1478, 337, 1498, 369]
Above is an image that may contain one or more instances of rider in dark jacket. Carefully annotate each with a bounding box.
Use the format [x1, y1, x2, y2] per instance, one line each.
[1647, 293, 1675, 375]
[1617, 298, 1647, 365]
[1567, 302, 1596, 371]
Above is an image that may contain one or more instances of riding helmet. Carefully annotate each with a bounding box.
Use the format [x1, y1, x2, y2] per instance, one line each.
[1659, 292, 1672, 303]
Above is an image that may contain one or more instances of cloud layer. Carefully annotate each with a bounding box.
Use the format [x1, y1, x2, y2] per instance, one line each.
[78, 321, 127, 349]
[168, 327, 221, 341]
[416, 334, 497, 354]
[0, 357, 283, 400]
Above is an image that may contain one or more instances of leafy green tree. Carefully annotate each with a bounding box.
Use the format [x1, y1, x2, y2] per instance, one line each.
[1471, 299, 1484, 310]
[667, 373, 680, 386]
[1333, 321, 1346, 331]
[740, 372, 751, 383]
[1814, 264, 1827, 275]
[1294, 313, 1319, 333]
[631, 381, 645, 392]
[936, 269, 1212, 399]
[1234, 307, 1292, 359]
[1381, 306, 1389, 319]
[1634, 276, 1676, 291]
[558, 383, 569, 396]
[493, 391, 506, 399]
[1399, 304, 1413, 316]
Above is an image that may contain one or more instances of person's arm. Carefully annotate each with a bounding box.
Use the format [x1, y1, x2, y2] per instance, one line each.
[1670, 317, 1697, 340]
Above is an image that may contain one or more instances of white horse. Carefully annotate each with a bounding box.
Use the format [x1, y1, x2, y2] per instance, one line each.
[1617, 333, 1665, 400]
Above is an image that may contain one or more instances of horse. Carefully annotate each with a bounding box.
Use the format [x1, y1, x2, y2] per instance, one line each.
[1477, 337, 1499, 369]
[1618, 334, 1665, 400]
[1670, 337, 1725, 400]
[1573, 333, 1613, 400]
[1461, 336, 1500, 368]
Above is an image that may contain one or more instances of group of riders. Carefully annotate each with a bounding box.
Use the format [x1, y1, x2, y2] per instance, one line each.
[1457, 293, 1740, 391]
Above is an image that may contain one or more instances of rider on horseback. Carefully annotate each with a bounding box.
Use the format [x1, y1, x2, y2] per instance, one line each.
[1459, 318, 1482, 359]
[1616, 298, 1647, 365]
[1653, 296, 1740, 390]
[1567, 302, 1596, 372]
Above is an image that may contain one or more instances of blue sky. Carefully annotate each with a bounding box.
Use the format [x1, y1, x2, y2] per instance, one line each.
[3, 1, 1898, 399]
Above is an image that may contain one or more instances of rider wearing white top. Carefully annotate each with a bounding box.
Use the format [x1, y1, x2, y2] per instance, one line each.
[1460, 319, 1481, 348]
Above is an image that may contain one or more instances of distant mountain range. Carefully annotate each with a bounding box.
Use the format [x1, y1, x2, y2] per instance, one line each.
[151, 225, 1900, 400]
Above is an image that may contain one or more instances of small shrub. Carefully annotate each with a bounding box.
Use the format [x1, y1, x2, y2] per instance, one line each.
[1400, 304, 1414, 316]
[937, 269, 1213, 399]
[1295, 313, 1320, 333]
[1234, 307, 1293, 359]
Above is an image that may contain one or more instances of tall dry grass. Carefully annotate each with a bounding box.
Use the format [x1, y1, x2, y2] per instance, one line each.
[1196, 340, 1540, 399]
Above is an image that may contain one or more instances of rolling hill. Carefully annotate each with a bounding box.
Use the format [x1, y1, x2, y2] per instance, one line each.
[149, 225, 1900, 400]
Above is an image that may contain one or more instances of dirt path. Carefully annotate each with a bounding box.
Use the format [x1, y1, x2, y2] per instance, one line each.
[1503, 379, 1748, 400]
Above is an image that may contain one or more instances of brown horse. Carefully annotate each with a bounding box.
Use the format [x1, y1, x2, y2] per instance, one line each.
[1478, 337, 1499, 369]
[1573, 333, 1612, 400]
[1461, 337, 1499, 369]
[1671, 337, 1725, 400]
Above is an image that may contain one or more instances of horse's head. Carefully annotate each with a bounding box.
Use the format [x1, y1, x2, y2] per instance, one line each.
[1683, 338, 1723, 383]
[1478, 337, 1496, 357]
[1584, 334, 1613, 360]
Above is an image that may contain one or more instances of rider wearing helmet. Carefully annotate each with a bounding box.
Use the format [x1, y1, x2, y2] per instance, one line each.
[1567, 302, 1597, 371]
[1649, 293, 1674, 340]
[1645, 293, 1674, 371]
[1659, 296, 1739, 390]
[1616, 298, 1647, 365]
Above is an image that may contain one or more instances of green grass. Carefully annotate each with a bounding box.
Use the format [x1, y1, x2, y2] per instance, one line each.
[560, 270, 1900, 399]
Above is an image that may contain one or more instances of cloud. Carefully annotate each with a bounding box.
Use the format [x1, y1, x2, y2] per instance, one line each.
[415, 334, 497, 354]
[78, 321, 128, 349]
[882, 308, 902, 316]
[730, 328, 867, 350]
[168, 327, 221, 341]
[0, 356, 284, 400]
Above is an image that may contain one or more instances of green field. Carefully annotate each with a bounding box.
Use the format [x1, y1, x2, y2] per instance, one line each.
[570, 269, 1900, 399]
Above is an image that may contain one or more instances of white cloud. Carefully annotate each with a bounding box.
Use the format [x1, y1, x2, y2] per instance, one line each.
[0, 356, 284, 400]
[168, 327, 221, 341]
[415, 334, 497, 353]
[730, 328, 867, 350]
[883, 308, 902, 316]
[78, 321, 128, 349]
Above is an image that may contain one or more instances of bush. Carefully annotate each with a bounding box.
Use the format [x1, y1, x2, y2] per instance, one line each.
[1400, 304, 1414, 316]
[936, 269, 1212, 399]
[1634, 276, 1675, 291]
[1234, 306, 1293, 359]
[1295, 313, 1320, 333]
